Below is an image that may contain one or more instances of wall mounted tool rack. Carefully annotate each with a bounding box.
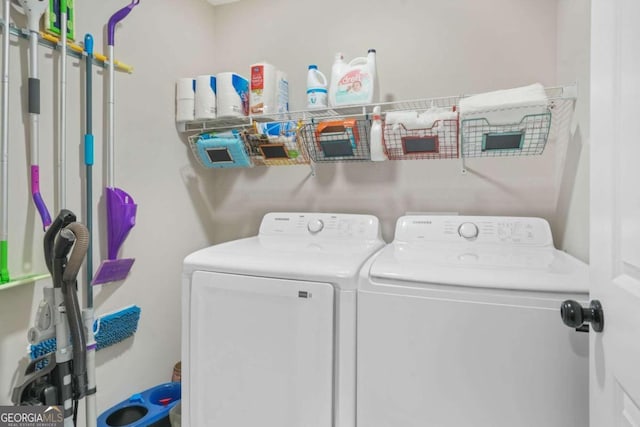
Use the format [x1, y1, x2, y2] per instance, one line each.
[0, 19, 135, 290]
[0, 19, 133, 73]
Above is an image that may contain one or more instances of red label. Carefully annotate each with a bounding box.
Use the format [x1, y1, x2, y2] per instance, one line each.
[251, 65, 264, 90]
[339, 70, 363, 86]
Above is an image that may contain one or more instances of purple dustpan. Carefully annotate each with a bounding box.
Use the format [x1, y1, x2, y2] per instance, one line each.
[92, 187, 137, 285]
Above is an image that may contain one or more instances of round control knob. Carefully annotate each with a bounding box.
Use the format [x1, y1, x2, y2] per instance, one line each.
[458, 222, 479, 240]
[308, 219, 324, 234]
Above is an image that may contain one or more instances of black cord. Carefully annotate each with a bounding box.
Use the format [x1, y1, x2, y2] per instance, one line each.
[73, 398, 78, 425]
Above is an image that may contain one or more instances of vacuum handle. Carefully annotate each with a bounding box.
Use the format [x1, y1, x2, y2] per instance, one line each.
[44, 210, 76, 274]
[107, 0, 140, 46]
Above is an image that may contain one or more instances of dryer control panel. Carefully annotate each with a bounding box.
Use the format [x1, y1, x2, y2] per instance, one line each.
[260, 213, 381, 240]
[395, 215, 553, 246]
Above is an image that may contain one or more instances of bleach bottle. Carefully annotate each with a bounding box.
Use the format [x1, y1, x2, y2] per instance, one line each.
[307, 65, 328, 109]
[329, 49, 378, 107]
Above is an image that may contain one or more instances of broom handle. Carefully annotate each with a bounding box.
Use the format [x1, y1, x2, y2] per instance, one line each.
[1, 0, 10, 283]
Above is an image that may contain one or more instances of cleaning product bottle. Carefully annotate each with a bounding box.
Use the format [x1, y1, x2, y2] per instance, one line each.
[307, 65, 328, 109]
[329, 49, 378, 107]
[328, 53, 346, 107]
[369, 106, 387, 161]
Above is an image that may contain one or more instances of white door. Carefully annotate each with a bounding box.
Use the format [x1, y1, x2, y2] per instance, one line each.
[590, 0, 640, 425]
[188, 271, 334, 427]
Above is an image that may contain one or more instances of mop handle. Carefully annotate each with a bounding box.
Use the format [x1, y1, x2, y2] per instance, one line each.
[107, 0, 140, 46]
[84, 34, 94, 304]
[28, 31, 51, 230]
[106, 0, 140, 188]
[57, 0, 67, 211]
[1, 0, 10, 283]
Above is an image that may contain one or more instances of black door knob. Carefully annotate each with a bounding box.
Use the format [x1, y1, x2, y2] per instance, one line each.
[560, 300, 604, 332]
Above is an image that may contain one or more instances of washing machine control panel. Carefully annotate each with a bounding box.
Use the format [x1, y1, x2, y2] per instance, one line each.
[260, 213, 381, 239]
[395, 215, 553, 246]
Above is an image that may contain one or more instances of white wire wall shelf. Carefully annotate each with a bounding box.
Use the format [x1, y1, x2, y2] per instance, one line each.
[180, 85, 577, 170]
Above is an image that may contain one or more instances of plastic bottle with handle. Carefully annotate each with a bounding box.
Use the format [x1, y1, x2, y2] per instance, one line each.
[370, 106, 387, 161]
[307, 65, 328, 109]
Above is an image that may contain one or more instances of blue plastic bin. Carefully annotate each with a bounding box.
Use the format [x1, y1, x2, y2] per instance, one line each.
[98, 382, 181, 427]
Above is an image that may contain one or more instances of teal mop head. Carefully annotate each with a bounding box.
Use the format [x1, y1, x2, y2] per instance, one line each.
[94, 305, 141, 350]
[30, 305, 141, 361]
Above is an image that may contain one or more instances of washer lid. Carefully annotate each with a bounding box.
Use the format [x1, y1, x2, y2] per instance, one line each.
[184, 213, 385, 289]
[369, 215, 588, 293]
[369, 243, 588, 293]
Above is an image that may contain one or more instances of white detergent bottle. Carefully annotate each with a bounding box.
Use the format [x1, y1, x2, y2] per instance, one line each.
[307, 65, 328, 109]
[328, 53, 347, 107]
[330, 49, 378, 107]
[370, 106, 387, 161]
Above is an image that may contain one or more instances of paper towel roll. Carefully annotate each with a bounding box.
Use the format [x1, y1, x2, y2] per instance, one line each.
[176, 78, 195, 122]
[195, 75, 217, 120]
[217, 72, 249, 118]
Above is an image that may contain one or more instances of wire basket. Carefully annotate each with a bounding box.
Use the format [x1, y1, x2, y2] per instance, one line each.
[188, 121, 310, 169]
[383, 118, 459, 160]
[300, 118, 372, 162]
[460, 111, 552, 158]
[240, 122, 310, 166]
[188, 130, 254, 169]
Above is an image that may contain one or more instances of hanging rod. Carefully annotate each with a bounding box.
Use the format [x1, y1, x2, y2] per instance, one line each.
[0, 19, 133, 73]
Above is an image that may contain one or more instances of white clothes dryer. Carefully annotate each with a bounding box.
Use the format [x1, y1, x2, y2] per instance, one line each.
[357, 215, 589, 427]
[182, 212, 384, 427]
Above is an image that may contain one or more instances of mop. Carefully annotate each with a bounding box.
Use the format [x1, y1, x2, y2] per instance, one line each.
[0, 0, 10, 283]
[57, 0, 67, 211]
[15, 0, 52, 230]
[82, 32, 97, 427]
[92, 0, 140, 285]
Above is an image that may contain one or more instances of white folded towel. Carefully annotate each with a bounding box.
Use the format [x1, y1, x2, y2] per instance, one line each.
[386, 107, 457, 131]
[459, 83, 548, 125]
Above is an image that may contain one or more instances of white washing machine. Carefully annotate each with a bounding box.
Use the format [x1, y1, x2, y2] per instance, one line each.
[357, 215, 589, 427]
[182, 212, 384, 427]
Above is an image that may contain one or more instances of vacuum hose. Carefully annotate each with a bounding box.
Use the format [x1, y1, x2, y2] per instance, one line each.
[44, 209, 76, 275]
[60, 222, 90, 398]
